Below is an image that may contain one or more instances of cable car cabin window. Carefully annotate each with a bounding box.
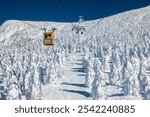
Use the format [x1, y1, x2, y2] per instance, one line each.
[48, 33, 52, 38]
[44, 34, 47, 38]
[44, 33, 52, 39]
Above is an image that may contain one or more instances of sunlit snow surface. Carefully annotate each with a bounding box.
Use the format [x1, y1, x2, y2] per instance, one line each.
[0, 6, 150, 100]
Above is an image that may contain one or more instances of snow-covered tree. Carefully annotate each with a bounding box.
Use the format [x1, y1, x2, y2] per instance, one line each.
[24, 70, 32, 99]
[139, 57, 150, 93]
[85, 57, 95, 87]
[82, 49, 90, 72]
[101, 48, 112, 84]
[48, 62, 58, 85]
[112, 65, 123, 87]
[122, 60, 140, 96]
[6, 73, 21, 100]
[39, 61, 47, 84]
[61, 50, 66, 65]
[29, 63, 42, 100]
[143, 88, 150, 100]
[91, 63, 107, 100]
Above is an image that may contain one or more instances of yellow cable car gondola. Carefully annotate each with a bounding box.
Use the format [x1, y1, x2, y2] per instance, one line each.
[43, 28, 56, 46]
[43, 32, 55, 46]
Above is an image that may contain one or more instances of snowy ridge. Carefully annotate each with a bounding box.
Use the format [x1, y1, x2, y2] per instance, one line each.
[0, 6, 150, 100]
[84, 5, 150, 47]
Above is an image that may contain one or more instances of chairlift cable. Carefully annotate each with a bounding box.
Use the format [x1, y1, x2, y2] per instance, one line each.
[55, 0, 123, 34]
[0, 0, 123, 34]
[55, 0, 75, 27]
[10, 0, 57, 30]
[87, 0, 123, 32]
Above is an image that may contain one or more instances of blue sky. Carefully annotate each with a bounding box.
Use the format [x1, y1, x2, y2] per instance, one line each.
[0, 0, 150, 24]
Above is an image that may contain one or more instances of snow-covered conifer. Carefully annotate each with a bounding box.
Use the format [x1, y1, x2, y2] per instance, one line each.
[6, 73, 21, 100]
[85, 57, 95, 87]
[91, 64, 106, 100]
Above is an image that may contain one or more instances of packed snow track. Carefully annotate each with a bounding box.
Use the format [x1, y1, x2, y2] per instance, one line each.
[42, 53, 91, 100]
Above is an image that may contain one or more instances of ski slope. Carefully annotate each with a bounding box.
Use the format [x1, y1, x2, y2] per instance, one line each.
[0, 6, 150, 100]
[42, 53, 91, 100]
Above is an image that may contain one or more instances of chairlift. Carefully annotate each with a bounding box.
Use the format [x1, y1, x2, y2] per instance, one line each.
[72, 16, 86, 35]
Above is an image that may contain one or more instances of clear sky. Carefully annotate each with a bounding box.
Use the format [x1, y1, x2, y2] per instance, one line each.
[0, 0, 150, 24]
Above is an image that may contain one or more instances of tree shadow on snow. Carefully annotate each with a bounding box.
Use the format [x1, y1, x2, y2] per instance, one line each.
[71, 68, 85, 73]
[75, 63, 83, 65]
[60, 89, 91, 97]
[108, 93, 124, 97]
[75, 59, 83, 61]
[61, 82, 88, 88]
[77, 74, 86, 76]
